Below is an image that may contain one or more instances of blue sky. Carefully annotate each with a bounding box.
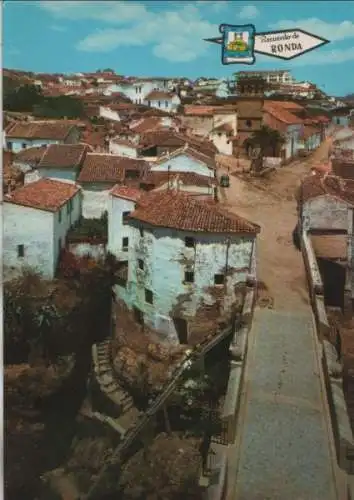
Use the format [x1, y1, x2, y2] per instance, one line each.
[4, 0, 354, 96]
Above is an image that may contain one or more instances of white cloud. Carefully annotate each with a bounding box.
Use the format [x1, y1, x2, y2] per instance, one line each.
[239, 5, 259, 20]
[270, 18, 354, 42]
[291, 46, 354, 66]
[40, 1, 218, 63]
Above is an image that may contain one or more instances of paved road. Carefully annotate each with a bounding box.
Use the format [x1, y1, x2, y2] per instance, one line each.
[228, 308, 339, 500]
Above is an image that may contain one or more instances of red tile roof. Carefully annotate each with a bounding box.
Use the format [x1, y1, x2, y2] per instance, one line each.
[263, 103, 303, 125]
[184, 105, 215, 116]
[110, 185, 143, 202]
[6, 121, 77, 140]
[141, 171, 216, 188]
[4, 178, 80, 212]
[128, 190, 260, 233]
[130, 117, 163, 134]
[154, 145, 216, 170]
[298, 174, 354, 205]
[14, 146, 47, 165]
[38, 144, 88, 169]
[145, 90, 174, 101]
[77, 154, 148, 184]
[267, 100, 304, 111]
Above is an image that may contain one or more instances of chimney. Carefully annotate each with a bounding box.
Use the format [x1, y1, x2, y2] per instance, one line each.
[213, 186, 219, 202]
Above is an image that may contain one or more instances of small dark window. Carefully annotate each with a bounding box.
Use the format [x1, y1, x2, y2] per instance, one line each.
[184, 271, 194, 283]
[22, 143, 27, 149]
[17, 244, 24, 258]
[122, 237, 129, 250]
[6, 142, 12, 151]
[58, 209, 62, 223]
[139, 227, 144, 237]
[138, 259, 144, 270]
[214, 274, 225, 285]
[246, 120, 252, 128]
[158, 101, 161, 108]
[122, 211, 130, 223]
[185, 236, 195, 248]
[69, 199, 73, 212]
[145, 289, 153, 304]
[218, 132, 222, 137]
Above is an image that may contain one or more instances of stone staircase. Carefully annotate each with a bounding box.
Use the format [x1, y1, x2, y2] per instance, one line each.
[91, 339, 140, 435]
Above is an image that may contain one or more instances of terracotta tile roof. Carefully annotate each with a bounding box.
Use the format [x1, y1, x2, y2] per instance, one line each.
[14, 146, 47, 165]
[184, 105, 215, 116]
[263, 103, 303, 125]
[145, 90, 174, 100]
[110, 185, 143, 202]
[267, 100, 304, 111]
[298, 174, 354, 205]
[38, 144, 88, 169]
[6, 121, 76, 140]
[141, 171, 216, 188]
[153, 144, 216, 170]
[128, 190, 260, 234]
[77, 154, 148, 184]
[4, 178, 80, 212]
[130, 117, 163, 134]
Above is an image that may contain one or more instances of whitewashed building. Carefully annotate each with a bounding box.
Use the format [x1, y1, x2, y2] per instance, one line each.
[150, 145, 216, 179]
[103, 77, 170, 104]
[109, 138, 139, 158]
[3, 178, 82, 279]
[5, 121, 81, 153]
[35, 144, 88, 182]
[143, 90, 181, 113]
[108, 189, 260, 344]
[77, 153, 149, 218]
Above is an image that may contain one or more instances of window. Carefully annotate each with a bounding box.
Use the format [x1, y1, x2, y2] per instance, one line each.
[165, 101, 168, 108]
[148, 100, 151, 107]
[214, 273, 225, 285]
[158, 101, 161, 108]
[138, 259, 144, 270]
[246, 120, 252, 128]
[17, 244, 24, 258]
[58, 209, 62, 223]
[145, 289, 153, 304]
[6, 142, 13, 151]
[139, 227, 144, 237]
[122, 237, 129, 251]
[58, 238, 62, 255]
[122, 211, 131, 223]
[22, 143, 27, 149]
[69, 198, 73, 212]
[184, 271, 194, 283]
[185, 236, 195, 248]
[135, 87, 138, 93]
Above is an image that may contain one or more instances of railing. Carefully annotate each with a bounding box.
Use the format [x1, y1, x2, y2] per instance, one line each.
[82, 319, 240, 500]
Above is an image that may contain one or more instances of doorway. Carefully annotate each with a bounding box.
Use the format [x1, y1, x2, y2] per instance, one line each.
[173, 317, 189, 344]
[317, 258, 345, 310]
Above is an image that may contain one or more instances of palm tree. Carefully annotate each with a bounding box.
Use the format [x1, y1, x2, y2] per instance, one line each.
[245, 125, 285, 172]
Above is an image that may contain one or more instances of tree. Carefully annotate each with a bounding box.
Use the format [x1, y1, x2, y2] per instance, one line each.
[4, 83, 43, 112]
[245, 125, 285, 171]
[33, 95, 85, 119]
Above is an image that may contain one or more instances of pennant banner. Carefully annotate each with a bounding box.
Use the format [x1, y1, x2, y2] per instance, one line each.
[204, 25, 330, 65]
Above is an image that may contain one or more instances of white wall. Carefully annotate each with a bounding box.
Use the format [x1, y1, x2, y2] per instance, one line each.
[81, 187, 111, 218]
[37, 167, 79, 182]
[302, 194, 349, 232]
[109, 141, 138, 158]
[8, 138, 61, 154]
[53, 191, 82, 267]
[210, 131, 233, 155]
[68, 242, 106, 259]
[99, 106, 121, 122]
[150, 154, 214, 178]
[113, 224, 254, 343]
[3, 204, 55, 278]
[107, 195, 136, 259]
[154, 178, 213, 196]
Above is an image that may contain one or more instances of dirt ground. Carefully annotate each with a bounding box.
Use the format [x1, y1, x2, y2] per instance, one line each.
[218, 140, 332, 311]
